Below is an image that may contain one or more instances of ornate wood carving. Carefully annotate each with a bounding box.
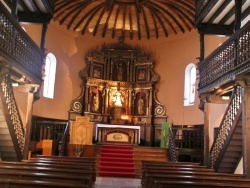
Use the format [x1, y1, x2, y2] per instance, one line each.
[69, 42, 166, 125]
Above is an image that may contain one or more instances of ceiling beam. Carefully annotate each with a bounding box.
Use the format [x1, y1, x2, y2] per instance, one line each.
[18, 12, 51, 23]
[197, 24, 234, 35]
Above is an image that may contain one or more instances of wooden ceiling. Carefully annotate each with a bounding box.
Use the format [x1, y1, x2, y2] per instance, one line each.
[196, 0, 250, 35]
[3, 0, 250, 40]
[2, 0, 54, 23]
[53, 0, 196, 40]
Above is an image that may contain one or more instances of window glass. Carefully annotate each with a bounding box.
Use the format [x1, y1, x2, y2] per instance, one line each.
[184, 64, 196, 106]
[43, 53, 56, 99]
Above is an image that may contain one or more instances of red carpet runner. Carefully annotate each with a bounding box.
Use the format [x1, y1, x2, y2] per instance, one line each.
[99, 145, 135, 178]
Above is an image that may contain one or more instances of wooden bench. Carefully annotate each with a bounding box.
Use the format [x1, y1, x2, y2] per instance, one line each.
[141, 161, 205, 172]
[35, 155, 95, 160]
[32, 156, 96, 163]
[0, 170, 92, 187]
[21, 160, 95, 169]
[0, 178, 89, 188]
[153, 179, 250, 188]
[140, 161, 250, 188]
[144, 172, 247, 188]
[141, 167, 215, 187]
[0, 161, 96, 187]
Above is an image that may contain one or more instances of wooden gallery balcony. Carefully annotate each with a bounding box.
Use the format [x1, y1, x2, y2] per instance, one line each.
[195, 0, 250, 95]
[198, 21, 250, 94]
[0, 3, 44, 85]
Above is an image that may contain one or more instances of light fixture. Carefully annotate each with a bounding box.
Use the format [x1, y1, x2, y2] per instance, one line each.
[222, 96, 230, 100]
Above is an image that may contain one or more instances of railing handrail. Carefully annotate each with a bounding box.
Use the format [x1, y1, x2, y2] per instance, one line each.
[214, 105, 242, 171]
[210, 86, 242, 169]
[0, 2, 44, 84]
[199, 21, 250, 67]
[198, 20, 250, 92]
[61, 122, 70, 142]
[0, 71, 25, 161]
[169, 126, 178, 162]
[59, 122, 70, 156]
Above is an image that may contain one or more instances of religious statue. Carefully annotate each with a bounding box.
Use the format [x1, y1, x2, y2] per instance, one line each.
[112, 91, 124, 107]
[92, 94, 99, 112]
[137, 97, 144, 115]
[117, 63, 123, 81]
[138, 70, 145, 80]
[93, 68, 101, 78]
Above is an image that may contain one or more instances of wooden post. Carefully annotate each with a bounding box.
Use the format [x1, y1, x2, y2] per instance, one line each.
[242, 86, 250, 177]
[203, 101, 210, 166]
[40, 23, 48, 53]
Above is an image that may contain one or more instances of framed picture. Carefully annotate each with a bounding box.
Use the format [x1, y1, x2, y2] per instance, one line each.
[136, 66, 148, 82]
[91, 63, 104, 79]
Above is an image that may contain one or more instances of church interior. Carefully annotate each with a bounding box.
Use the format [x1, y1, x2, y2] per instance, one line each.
[0, 0, 250, 187]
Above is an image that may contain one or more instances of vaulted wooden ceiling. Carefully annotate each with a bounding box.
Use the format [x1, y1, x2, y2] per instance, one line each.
[3, 0, 250, 40]
[196, 0, 250, 35]
[53, 0, 196, 40]
[2, 0, 54, 23]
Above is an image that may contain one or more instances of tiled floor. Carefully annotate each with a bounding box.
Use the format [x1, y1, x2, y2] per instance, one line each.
[94, 177, 142, 188]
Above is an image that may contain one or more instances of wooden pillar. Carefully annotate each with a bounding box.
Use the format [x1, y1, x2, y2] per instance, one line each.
[40, 23, 48, 53]
[11, 0, 18, 19]
[234, 0, 242, 32]
[203, 101, 210, 166]
[199, 32, 205, 61]
[242, 86, 250, 177]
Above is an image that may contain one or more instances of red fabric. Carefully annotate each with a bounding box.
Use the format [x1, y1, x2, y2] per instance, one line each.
[99, 145, 135, 178]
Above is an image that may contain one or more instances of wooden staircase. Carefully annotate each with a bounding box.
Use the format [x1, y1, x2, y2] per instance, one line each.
[216, 119, 243, 173]
[0, 101, 18, 161]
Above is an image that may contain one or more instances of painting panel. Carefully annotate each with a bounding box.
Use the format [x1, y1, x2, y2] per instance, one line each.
[92, 63, 104, 79]
[136, 66, 147, 82]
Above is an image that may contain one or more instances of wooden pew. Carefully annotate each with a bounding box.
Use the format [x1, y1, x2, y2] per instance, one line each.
[0, 161, 95, 187]
[31, 156, 96, 164]
[153, 180, 250, 188]
[142, 167, 215, 187]
[140, 161, 250, 188]
[145, 172, 248, 188]
[141, 161, 207, 169]
[35, 155, 95, 161]
[21, 160, 95, 169]
[0, 178, 89, 188]
[0, 170, 92, 187]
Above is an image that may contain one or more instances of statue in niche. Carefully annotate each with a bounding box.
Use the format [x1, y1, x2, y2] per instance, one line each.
[112, 91, 124, 107]
[117, 63, 123, 81]
[138, 70, 146, 80]
[92, 94, 99, 112]
[137, 97, 144, 115]
[93, 68, 101, 78]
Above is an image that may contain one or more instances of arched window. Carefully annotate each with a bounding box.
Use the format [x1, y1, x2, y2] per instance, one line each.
[184, 63, 196, 106]
[43, 53, 57, 99]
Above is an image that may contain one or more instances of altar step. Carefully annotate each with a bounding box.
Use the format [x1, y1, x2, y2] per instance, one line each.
[98, 145, 135, 178]
[95, 145, 170, 178]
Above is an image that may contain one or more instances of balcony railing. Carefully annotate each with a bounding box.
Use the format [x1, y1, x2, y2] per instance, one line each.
[198, 21, 250, 93]
[0, 3, 44, 84]
[210, 86, 242, 169]
[0, 72, 25, 161]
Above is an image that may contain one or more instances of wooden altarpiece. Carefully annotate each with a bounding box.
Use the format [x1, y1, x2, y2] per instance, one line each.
[69, 42, 167, 146]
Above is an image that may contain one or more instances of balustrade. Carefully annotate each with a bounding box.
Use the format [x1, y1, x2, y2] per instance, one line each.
[0, 3, 44, 84]
[210, 86, 242, 169]
[31, 119, 68, 141]
[0, 73, 25, 157]
[198, 21, 250, 93]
